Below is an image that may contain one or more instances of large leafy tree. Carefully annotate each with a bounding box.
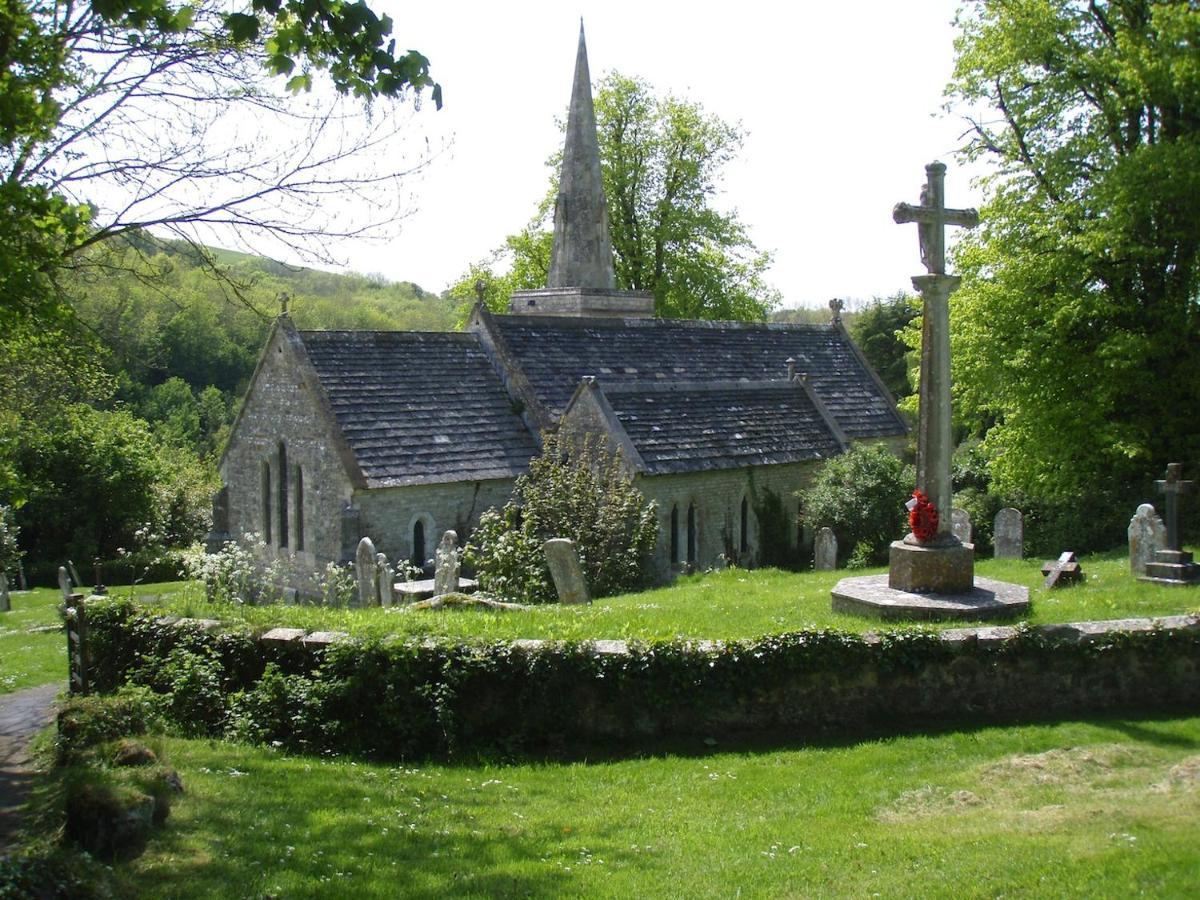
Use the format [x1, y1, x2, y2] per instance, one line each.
[946, 0, 1200, 502]
[0, 0, 441, 324]
[452, 73, 778, 321]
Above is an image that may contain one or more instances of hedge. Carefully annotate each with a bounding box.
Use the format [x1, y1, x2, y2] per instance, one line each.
[79, 598, 1200, 760]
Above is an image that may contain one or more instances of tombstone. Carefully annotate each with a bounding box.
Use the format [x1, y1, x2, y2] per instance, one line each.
[433, 530, 460, 597]
[376, 553, 394, 608]
[67, 559, 83, 588]
[0, 572, 9, 612]
[994, 508, 1024, 559]
[16, 560, 26, 592]
[92, 558, 107, 596]
[1128, 503, 1166, 576]
[1042, 551, 1083, 589]
[59, 565, 73, 602]
[542, 538, 590, 605]
[814, 527, 838, 571]
[1140, 463, 1200, 585]
[950, 508, 972, 546]
[354, 536, 377, 607]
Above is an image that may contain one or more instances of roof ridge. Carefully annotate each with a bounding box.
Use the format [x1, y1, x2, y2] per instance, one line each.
[496, 314, 834, 332]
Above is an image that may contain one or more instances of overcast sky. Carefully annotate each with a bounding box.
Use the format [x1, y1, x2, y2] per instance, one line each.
[333, 0, 986, 309]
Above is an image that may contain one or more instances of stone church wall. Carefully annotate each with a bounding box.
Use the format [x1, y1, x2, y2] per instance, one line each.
[221, 326, 355, 580]
[356, 478, 517, 571]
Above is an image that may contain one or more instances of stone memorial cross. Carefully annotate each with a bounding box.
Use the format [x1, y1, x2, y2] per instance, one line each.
[1155, 463, 1195, 553]
[894, 162, 978, 537]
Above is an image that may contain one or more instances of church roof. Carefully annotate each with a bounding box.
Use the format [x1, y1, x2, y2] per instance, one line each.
[298, 330, 538, 487]
[486, 314, 907, 441]
[572, 379, 847, 476]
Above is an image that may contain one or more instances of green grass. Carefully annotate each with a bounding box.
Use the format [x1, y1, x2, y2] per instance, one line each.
[0, 581, 191, 693]
[141, 551, 1200, 643]
[103, 715, 1200, 898]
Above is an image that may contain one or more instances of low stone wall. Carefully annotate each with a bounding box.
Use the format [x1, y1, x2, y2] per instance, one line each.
[80, 599, 1200, 757]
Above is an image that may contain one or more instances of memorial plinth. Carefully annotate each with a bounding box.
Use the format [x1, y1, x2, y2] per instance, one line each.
[888, 535, 974, 593]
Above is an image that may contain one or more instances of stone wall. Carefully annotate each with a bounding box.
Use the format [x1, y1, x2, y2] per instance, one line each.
[221, 323, 355, 579]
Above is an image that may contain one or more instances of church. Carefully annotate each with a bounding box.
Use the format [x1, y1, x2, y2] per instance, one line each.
[210, 28, 908, 587]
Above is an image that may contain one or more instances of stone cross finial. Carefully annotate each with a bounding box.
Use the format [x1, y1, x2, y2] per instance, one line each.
[474, 279, 486, 304]
[893, 162, 979, 275]
[279, 293, 290, 317]
[829, 298, 844, 325]
[1155, 463, 1196, 552]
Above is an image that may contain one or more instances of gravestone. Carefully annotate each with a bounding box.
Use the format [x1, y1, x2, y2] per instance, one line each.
[433, 530, 460, 597]
[67, 559, 83, 588]
[994, 508, 1024, 559]
[355, 536, 377, 607]
[814, 527, 838, 571]
[1140, 463, 1199, 585]
[376, 553, 394, 607]
[17, 561, 26, 592]
[543, 538, 590, 605]
[59, 566, 74, 602]
[950, 508, 972, 545]
[1042, 551, 1083, 589]
[0, 572, 9, 612]
[1128, 503, 1166, 576]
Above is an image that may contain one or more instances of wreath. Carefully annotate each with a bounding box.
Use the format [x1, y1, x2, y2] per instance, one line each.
[908, 490, 939, 543]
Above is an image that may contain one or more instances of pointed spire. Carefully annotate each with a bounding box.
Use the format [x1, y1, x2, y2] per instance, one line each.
[546, 21, 616, 290]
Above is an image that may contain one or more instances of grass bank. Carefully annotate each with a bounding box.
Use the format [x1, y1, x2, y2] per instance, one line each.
[104, 714, 1200, 898]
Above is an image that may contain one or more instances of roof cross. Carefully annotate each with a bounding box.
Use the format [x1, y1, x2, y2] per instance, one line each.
[1156, 463, 1196, 552]
[893, 162, 979, 275]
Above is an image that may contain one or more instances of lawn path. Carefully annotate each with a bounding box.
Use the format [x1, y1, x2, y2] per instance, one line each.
[0, 683, 60, 854]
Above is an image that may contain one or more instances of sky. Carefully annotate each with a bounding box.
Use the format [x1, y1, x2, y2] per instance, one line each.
[328, 0, 988, 309]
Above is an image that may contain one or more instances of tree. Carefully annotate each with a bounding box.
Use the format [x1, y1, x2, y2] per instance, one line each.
[945, 1, 1200, 505]
[465, 433, 658, 604]
[452, 73, 779, 321]
[849, 293, 918, 402]
[1, 0, 441, 324]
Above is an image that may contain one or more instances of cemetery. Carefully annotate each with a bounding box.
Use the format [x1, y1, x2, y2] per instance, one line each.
[3, 3, 1200, 898]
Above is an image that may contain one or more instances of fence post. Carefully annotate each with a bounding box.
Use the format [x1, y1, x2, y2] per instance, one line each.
[66, 601, 89, 695]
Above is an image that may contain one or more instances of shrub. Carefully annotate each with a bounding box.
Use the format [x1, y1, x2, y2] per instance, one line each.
[0, 503, 22, 577]
[799, 443, 914, 566]
[467, 433, 658, 603]
[129, 646, 228, 736]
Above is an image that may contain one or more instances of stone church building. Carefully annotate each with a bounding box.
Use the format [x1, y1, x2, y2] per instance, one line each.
[212, 28, 907, 585]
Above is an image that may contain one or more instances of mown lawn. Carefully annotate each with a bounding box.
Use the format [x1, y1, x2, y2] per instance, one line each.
[110, 715, 1200, 898]
[142, 551, 1200, 643]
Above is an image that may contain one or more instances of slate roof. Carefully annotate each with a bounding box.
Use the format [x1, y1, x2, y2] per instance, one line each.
[489, 316, 906, 440]
[299, 331, 537, 487]
[592, 380, 846, 475]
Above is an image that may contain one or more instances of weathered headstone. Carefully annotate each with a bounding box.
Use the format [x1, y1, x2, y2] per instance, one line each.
[0, 572, 10, 612]
[67, 559, 83, 588]
[994, 508, 1024, 559]
[1140, 463, 1199, 585]
[1042, 551, 1082, 589]
[433, 530, 460, 597]
[1128, 503, 1166, 576]
[59, 566, 73, 602]
[814, 527, 838, 571]
[950, 508, 972, 545]
[543, 538, 590, 605]
[376, 552, 394, 608]
[355, 536, 377, 607]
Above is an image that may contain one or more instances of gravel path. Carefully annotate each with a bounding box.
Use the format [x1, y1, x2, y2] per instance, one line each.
[0, 683, 61, 854]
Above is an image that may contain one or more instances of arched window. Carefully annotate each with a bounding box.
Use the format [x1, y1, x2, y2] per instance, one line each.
[670, 505, 680, 566]
[687, 502, 697, 567]
[740, 496, 749, 554]
[277, 442, 289, 548]
[260, 460, 272, 545]
[412, 519, 426, 567]
[293, 465, 304, 552]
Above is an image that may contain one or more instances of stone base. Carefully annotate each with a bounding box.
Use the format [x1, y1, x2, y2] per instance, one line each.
[832, 574, 1030, 622]
[888, 538, 974, 593]
[1140, 549, 1199, 586]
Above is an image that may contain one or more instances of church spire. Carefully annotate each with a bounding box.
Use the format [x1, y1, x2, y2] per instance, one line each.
[546, 20, 616, 290]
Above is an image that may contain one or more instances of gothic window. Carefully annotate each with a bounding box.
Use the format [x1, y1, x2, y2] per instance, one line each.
[293, 465, 304, 552]
[412, 519, 426, 567]
[261, 460, 272, 545]
[687, 502, 697, 567]
[740, 496, 749, 555]
[277, 442, 289, 548]
[670, 505, 680, 565]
